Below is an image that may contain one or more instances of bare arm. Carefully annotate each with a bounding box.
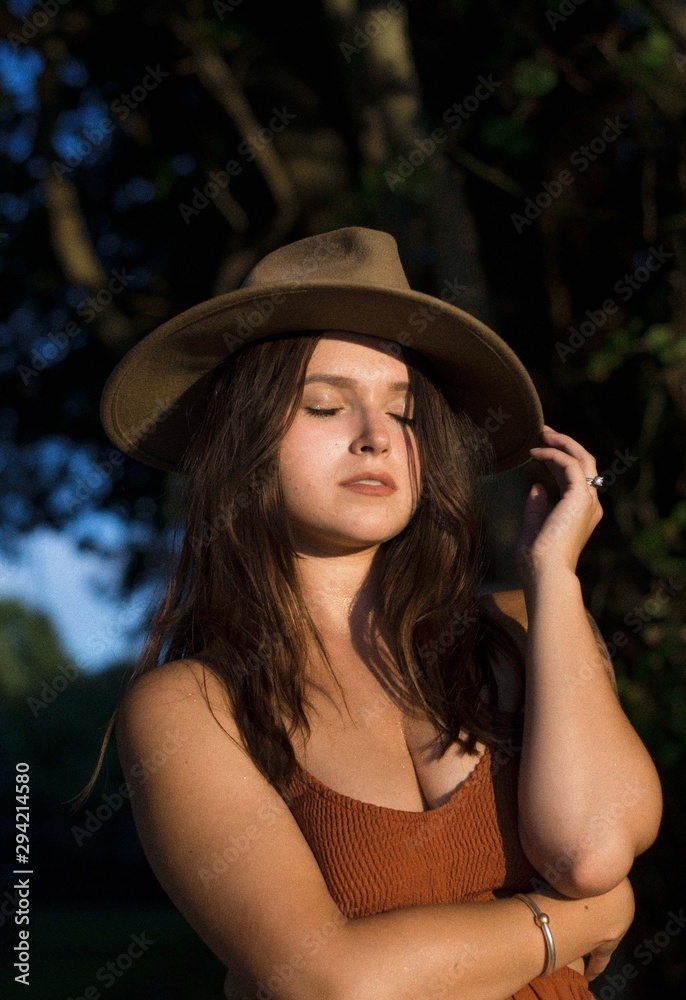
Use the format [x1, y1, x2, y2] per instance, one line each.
[513, 427, 663, 896]
[115, 659, 634, 1000]
[516, 570, 663, 898]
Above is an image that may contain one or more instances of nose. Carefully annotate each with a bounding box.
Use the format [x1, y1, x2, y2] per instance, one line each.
[351, 407, 392, 453]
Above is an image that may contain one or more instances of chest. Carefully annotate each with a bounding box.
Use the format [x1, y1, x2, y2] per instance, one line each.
[291, 645, 490, 812]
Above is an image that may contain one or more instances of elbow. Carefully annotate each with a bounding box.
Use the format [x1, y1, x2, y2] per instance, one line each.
[634, 782, 664, 857]
[546, 843, 637, 899]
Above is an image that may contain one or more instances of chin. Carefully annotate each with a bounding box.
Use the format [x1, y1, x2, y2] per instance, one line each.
[290, 512, 413, 551]
[294, 530, 402, 555]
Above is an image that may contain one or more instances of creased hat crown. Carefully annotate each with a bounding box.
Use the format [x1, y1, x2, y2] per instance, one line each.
[240, 227, 412, 292]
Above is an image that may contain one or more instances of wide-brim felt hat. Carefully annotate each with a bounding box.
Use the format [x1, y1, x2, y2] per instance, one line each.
[100, 226, 544, 474]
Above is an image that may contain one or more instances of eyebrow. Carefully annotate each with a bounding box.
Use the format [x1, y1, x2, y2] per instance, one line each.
[303, 374, 411, 392]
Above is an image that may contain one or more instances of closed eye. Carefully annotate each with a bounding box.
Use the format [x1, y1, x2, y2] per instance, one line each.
[305, 407, 415, 425]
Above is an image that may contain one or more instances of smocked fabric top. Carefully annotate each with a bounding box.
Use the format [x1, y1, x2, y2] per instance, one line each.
[286, 742, 594, 1000]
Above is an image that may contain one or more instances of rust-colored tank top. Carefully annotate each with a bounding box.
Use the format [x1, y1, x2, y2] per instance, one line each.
[286, 741, 593, 999]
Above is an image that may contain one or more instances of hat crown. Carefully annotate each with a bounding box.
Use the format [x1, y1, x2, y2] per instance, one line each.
[239, 226, 412, 292]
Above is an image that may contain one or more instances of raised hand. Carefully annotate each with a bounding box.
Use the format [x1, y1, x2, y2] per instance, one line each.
[515, 425, 604, 583]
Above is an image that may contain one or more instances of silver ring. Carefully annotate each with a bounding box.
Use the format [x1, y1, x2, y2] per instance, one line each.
[586, 476, 604, 488]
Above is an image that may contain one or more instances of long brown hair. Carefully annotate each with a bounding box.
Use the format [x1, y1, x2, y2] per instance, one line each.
[71, 331, 524, 812]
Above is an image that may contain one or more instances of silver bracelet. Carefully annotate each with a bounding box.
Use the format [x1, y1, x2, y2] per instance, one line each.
[514, 892, 557, 977]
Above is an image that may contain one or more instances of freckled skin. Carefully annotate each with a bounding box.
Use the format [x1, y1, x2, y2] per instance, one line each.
[278, 332, 421, 558]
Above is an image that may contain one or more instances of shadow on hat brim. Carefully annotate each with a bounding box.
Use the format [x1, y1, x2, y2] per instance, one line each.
[100, 282, 544, 475]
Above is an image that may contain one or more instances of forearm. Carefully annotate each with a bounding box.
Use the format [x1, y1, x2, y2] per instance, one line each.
[223, 882, 629, 1000]
[337, 891, 611, 1000]
[518, 567, 662, 894]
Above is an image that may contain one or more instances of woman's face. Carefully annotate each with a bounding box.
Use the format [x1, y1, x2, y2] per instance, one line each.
[278, 332, 421, 556]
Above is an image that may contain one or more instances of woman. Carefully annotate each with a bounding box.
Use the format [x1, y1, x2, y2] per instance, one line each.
[80, 227, 662, 1000]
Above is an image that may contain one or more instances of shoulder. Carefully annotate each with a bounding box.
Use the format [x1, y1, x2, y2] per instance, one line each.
[111, 659, 353, 996]
[117, 656, 229, 714]
[115, 657, 244, 764]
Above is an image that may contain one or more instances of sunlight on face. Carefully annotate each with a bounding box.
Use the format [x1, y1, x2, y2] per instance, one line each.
[278, 332, 421, 557]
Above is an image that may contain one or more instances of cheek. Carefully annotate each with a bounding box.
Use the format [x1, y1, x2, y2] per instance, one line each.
[279, 425, 339, 488]
[400, 436, 421, 483]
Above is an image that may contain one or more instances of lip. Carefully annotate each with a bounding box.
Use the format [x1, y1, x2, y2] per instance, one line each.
[339, 470, 398, 496]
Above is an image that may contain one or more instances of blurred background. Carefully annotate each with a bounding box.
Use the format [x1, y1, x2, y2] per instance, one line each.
[1, 0, 685, 996]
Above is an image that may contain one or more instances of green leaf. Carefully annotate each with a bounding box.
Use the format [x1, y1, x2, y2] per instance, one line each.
[513, 60, 558, 98]
[639, 27, 673, 71]
[668, 500, 686, 530]
[641, 323, 673, 352]
[480, 116, 533, 155]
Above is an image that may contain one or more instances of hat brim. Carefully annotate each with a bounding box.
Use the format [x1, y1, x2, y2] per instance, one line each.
[100, 282, 544, 474]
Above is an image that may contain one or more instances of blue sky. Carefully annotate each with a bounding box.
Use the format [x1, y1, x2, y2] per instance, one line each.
[0, 38, 188, 673]
[0, 515, 159, 673]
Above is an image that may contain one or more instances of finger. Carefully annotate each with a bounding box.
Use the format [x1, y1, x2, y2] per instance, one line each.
[528, 446, 594, 495]
[538, 426, 600, 482]
[585, 956, 610, 981]
[584, 948, 614, 981]
[540, 425, 594, 461]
